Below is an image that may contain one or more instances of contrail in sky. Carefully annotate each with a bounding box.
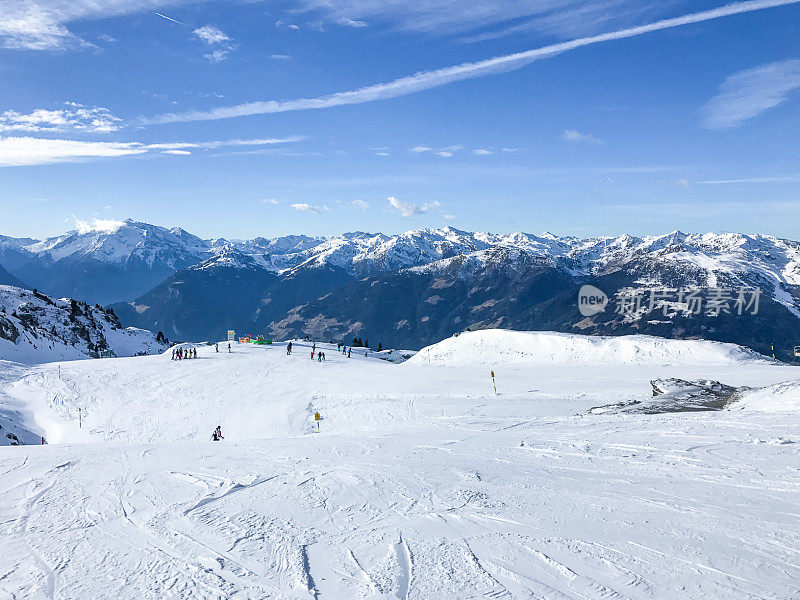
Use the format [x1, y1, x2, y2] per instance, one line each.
[154, 12, 185, 25]
[143, 0, 799, 125]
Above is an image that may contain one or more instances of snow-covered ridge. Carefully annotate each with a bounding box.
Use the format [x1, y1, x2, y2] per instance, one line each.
[0, 285, 167, 364]
[729, 379, 800, 412]
[4, 222, 799, 317]
[9, 222, 800, 283]
[408, 329, 773, 366]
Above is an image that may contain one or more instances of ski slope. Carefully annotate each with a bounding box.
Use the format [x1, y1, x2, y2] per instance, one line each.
[0, 333, 799, 599]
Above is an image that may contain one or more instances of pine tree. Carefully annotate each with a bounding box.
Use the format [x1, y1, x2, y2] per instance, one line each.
[378, 342, 382, 352]
[364, 339, 369, 349]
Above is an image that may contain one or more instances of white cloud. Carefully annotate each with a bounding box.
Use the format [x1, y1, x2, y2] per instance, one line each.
[0, 103, 122, 133]
[203, 49, 230, 63]
[74, 218, 125, 235]
[440, 145, 463, 152]
[563, 129, 602, 144]
[473, 148, 493, 155]
[162, 149, 191, 155]
[436, 151, 454, 158]
[701, 59, 800, 129]
[352, 199, 370, 210]
[0, 136, 146, 167]
[262, 198, 280, 204]
[271, 54, 292, 60]
[443, 214, 456, 220]
[387, 196, 441, 217]
[291, 203, 321, 214]
[143, 1, 799, 125]
[275, 20, 301, 30]
[411, 146, 432, 153]
[192, 25, 234, 63]
[193, 25, 229, 45]
[501, 147, 520, 152]
[337, 17, 368, 28]
[0, 135, 304, 167]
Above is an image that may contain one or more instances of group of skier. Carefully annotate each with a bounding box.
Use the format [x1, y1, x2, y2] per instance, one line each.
[286, 340, 354, 360]
[172, 347, 197, 360]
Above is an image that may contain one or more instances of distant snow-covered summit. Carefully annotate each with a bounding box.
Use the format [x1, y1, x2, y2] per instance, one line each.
[2, 221, 799, 359]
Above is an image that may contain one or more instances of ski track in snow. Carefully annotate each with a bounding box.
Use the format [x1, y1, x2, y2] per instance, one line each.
[0, 338, 799, 598]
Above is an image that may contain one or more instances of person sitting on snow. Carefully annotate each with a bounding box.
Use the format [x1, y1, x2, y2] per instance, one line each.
[212, 425, 223, 441]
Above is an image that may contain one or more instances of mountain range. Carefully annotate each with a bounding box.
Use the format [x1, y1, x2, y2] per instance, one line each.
[2, 220, 799, 361]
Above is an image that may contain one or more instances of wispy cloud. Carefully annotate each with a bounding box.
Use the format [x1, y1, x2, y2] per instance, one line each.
[696, 174, 800, 184]
[563, 129, 602, 144]
[0, 135, 304, 167]
[337, 17, 368, 28]
[352, 199, 370, 210]
[701, 59, 800, 128]
[275, 20, 300, 30]
[0, 103, 122, 133]
[473, 148, 493, 155]
[291, 203, 321, 214]
[271, 54, 292, 60]
[203, 50, 230, 63]
[387, 196, 441, 217]
[436, 151, 454, 158]
[143, 0, 800, 125]
[299, 0, 656, 38]
[262, 198, 280, 204]
[0, 137, 147, 167]
[411, 146, 433, 153]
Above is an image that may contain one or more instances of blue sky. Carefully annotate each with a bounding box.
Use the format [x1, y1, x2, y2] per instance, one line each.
[1, 0, 799, 240]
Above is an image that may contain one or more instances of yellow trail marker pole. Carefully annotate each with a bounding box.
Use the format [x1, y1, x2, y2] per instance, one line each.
[491, 371, 497, 395]
[314, 411, 321, 432]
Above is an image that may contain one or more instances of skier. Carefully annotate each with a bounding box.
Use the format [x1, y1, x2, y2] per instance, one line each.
[212, 425, 223, 441]
[228, 342, 231, 353]
[172, 348, 175, 360]
[287, 342, 293, 355]
[347, 348, 351, 358]
[311, 350, 315, 360]
[215, 342, 219, 353]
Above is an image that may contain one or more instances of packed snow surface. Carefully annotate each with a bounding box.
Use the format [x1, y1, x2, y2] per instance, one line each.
[0, 332, 799, 599]
[410, 329, 772, 366]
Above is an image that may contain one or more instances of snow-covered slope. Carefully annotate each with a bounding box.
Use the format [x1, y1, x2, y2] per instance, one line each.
[729, 379, 800, 412]
[1, 335, 799, 597]
[0, 285, 167, 364]
[409, 329, 773, 366]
